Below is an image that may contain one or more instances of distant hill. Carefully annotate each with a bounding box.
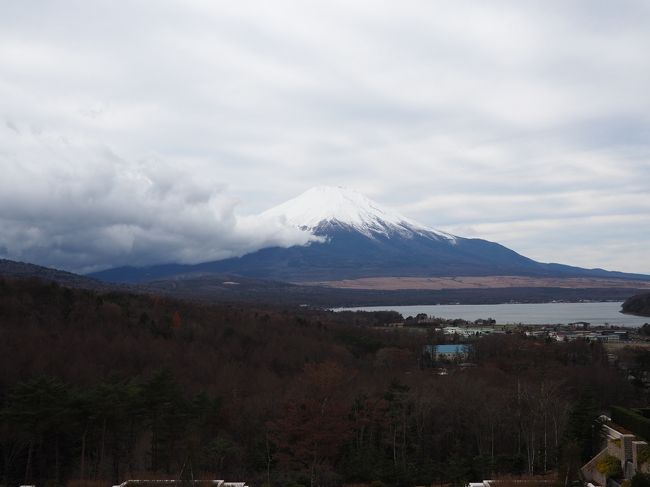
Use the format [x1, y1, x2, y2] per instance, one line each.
[3, 258, 648, 307]
[0, 259, 109, 290]
[622, 293, 650, 317]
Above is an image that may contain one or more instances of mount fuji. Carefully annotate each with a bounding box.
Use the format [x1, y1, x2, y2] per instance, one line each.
[90, 186, 649, 284]
[261, 186, 457, 241]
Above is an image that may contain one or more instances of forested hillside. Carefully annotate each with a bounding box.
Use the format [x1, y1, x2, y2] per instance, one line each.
[622, 292, 650, 317]
[0, 278, 640, 487]
[0, 259, 109, 290]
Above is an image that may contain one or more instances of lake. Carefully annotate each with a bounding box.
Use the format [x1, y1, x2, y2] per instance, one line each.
[335, 301, 650, 327]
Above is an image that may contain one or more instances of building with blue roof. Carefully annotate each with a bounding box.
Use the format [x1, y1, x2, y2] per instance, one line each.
[423, 344, 470, 361]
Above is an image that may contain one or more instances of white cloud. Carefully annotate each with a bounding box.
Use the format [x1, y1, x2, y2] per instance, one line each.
[0, 124, 314, 272]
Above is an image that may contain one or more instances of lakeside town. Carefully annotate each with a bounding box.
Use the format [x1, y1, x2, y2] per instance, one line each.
[382, 313, 650, 344]
[382, 315, 650, 487]
[374, 314, 650, 391]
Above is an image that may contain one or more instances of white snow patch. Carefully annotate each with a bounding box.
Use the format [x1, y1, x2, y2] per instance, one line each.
[261, 186, 456, 241]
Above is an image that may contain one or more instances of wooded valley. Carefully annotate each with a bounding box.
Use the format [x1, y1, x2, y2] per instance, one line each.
[0, 278, 645, 487]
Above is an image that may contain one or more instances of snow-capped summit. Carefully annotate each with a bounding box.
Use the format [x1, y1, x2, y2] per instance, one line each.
[262, 185, 455, 240]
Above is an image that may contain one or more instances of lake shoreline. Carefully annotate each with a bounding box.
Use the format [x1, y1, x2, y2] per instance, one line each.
[334, 301, 650, 327]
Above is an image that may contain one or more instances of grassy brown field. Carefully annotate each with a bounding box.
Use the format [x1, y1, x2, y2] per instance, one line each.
[303, 276, 650, 291]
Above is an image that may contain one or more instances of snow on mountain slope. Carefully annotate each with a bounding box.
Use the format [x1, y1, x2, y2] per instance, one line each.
[262, 186, 456, 241]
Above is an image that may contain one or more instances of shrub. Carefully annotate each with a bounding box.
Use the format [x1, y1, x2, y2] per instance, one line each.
[639, 445, 650, 466]
[596, 454, 623, 477]
[612, 406, 650, 440]
[632, 473, 650, 487]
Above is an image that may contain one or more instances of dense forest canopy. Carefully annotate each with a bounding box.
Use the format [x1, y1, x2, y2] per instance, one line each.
[0, 277, 645, 487]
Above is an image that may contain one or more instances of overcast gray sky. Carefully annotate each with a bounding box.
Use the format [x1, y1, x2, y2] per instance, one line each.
[1, 0, 649, 274]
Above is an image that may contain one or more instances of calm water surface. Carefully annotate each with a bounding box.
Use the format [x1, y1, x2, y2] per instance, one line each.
[335, 302, 650, 327]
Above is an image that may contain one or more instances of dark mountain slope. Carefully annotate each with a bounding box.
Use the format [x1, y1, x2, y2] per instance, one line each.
[89, 223, 650, 284]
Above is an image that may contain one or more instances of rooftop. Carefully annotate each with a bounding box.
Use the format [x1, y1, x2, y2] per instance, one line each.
[435, 344, 469, 354]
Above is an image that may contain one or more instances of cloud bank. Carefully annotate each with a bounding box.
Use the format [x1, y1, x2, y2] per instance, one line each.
[1, 0, 649, 273]
[0, 124, 314, 272]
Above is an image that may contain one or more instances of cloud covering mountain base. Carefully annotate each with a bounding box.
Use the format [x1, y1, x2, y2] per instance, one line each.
[0, 124, 315, 272]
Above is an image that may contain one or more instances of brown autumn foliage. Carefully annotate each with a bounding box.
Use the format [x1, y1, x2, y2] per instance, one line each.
[0, 276, 641, 487]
